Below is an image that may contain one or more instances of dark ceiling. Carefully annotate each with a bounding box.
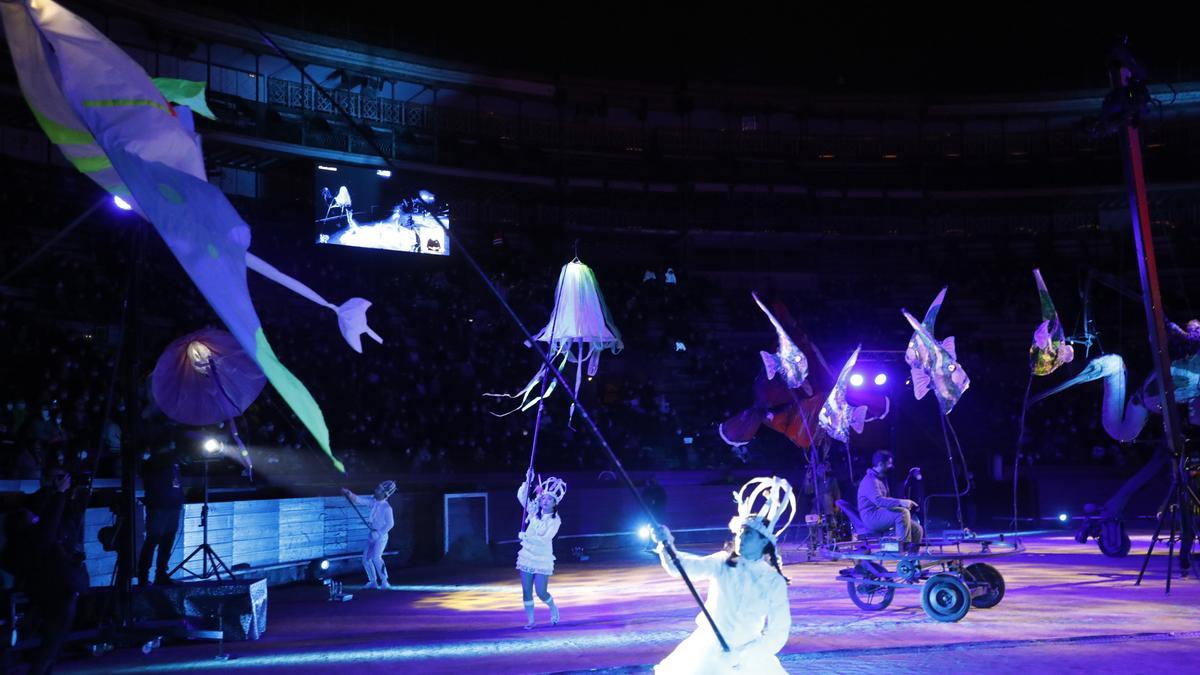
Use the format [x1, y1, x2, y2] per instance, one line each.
[168, 1, 1199, 95]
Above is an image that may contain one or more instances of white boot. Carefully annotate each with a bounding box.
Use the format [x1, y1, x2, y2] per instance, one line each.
[523, 600, 536, 629]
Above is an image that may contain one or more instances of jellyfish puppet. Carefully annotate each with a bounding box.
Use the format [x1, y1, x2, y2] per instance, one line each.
[1030, 269, 1074, 376]
[151, 327, 264, 472]
[485, 259, 623, 422]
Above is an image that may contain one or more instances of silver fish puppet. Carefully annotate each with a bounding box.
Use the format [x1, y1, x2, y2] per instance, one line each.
[903, 287, 970, 415]
[752, 292, 809, 390]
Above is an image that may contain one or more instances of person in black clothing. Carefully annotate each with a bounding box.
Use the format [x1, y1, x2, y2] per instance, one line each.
[138, 442, 184, 586]
[18, 466, 89, 674]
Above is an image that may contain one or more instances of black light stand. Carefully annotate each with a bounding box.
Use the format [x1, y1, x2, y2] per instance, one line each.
[169, 450, 233, 581]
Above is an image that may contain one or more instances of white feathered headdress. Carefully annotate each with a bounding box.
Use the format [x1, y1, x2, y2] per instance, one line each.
[535, 475, 568, 504]
[728, 476, 796, 546]
[376, 480, 397, 499]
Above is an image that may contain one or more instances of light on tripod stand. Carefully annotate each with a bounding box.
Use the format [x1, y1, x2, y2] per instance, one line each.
[203, 438, 222, 454]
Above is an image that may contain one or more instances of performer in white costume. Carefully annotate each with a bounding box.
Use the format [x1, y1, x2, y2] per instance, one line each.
[652, 476, 794, 674]
[341, 480, 396, 589]
[516, 470, 566, 629]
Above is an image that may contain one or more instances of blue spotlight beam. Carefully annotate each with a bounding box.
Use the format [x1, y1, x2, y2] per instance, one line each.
[250, 23, 730, 653]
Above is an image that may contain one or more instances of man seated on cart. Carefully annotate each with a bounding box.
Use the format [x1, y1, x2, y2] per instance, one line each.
[858, 450, 924, 552]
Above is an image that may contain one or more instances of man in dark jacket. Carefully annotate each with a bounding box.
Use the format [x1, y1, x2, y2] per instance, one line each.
[857, 450, 923, 549]
[138, 442, 185, 586]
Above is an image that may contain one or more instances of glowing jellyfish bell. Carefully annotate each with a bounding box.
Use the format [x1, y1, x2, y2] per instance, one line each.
[153, 328, 263, 474]
[187, 340, 214, 374]
[485, 259, 622, 421]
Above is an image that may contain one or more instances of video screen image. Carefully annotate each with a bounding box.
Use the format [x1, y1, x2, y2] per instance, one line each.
[314, 163, 450, 256]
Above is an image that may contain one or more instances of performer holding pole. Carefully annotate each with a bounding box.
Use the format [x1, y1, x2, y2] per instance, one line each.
[651, 476, 794, 674]
[516, 469, 565, 629]
[341, 481, 396, 589]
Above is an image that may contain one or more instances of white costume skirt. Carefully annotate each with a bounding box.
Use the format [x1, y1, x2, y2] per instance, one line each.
[655, 630, 786, 675]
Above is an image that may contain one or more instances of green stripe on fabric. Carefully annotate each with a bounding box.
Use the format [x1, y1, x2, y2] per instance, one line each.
[29, 105, 94, 145]
[254, 328, 343, 473]
[82, 98, 172, 115]
[66, 154, 112, 173]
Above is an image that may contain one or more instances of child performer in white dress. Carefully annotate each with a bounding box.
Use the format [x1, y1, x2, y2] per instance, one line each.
[341, 480, 396, 589]
[516, 470, 566, 629]
[652, 476, 795, 674]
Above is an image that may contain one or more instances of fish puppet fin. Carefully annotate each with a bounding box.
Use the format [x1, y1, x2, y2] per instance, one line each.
[719, 408, 764, 447]
[1033, 320, 1052, 350]
[849, 405, 869, 435]
[911, 368, 932, 400]
[761, 351, 781, 381]
[941, 336, 957, 361]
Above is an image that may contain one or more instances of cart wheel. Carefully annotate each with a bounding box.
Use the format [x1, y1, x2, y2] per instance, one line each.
[921, 573, 971, 622]
[1097, 521, 1131, 558]
[963, 562, 1005, 609]
[847, 561, 895, 611]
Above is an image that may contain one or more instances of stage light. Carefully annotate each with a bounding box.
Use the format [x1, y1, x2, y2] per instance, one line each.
[874, 373, 888, 386]
[113, 195, 133, 211]
[637, 525, 652, 541]
[418, 189, 436, 204]
[376, 170, 392, 178]
[317, 165, 338, 172]
[308, 557, 332, 581]
[849, 373, 864, 387]
[1058, 513, 1069, 522]
[203, 438, 221, 454]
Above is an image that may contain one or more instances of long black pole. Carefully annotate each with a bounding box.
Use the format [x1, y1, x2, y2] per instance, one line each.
[1110, 52, 1186, 470]
[116, 225, 145, 626]
[1108, 45, 1189, 593]
[251, 24, 730, 651]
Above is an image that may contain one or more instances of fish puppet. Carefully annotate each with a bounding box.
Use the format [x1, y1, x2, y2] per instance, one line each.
[1030, 269, 1075, 376]
[818, 346, 864, 443]
[720, 297, 887, 450]
[903, 287, 970, 415]
[720, 371, 825, 450]
[753, 292, 809, 390]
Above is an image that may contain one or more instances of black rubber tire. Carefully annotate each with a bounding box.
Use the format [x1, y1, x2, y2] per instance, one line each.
[1097, 523, 1132, 558]
[963, 562, 1006, 609]
[921, 573, 971, 622]
[847, 561, 895, 611]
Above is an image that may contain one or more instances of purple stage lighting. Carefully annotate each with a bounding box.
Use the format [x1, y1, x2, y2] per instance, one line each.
[874, 373, 888, 386]
[113, 195, 133, 211]
[849, 373, 864, 387]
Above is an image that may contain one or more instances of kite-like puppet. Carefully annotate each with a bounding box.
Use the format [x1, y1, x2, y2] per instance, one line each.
[1030, 269, 1075, 376]
[903, 287, 970, 415]
[2, 0, 385, 470]
[151, 328, 263, 472]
